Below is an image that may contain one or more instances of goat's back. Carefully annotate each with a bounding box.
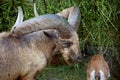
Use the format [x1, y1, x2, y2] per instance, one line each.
[87, 54, 110, 80]
[0, 32, 47, 80]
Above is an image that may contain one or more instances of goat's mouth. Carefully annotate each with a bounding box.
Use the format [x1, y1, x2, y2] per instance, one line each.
[76, 58, 82, 62]
[69, 55, 82, 63]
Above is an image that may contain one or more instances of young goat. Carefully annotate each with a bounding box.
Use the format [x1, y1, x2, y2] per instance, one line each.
[87, 54, 110, 80]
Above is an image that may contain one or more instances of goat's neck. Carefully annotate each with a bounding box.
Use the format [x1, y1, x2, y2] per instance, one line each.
[21, 31, 57, 60]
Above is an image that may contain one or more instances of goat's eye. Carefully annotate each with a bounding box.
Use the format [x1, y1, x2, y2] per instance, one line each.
[61, 41, 73, 48]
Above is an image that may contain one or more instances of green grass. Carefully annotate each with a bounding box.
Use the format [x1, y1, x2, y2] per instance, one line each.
[0, 0, 119, 80]
[36, 65, 86, 80]
[35, 56, 116, 80]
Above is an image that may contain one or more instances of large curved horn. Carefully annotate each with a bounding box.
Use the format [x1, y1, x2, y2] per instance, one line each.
[12, 14, 73, 38]
[34, 3, 39, 17]
[11, 7, 23, 32]
[57, 6, 81, 31]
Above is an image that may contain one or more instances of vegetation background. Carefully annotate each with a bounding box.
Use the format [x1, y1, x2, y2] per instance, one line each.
[0, 0, 119, 80]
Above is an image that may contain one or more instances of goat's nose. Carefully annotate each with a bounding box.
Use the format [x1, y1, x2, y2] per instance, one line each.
[77, 55, 82, 62]
[77, 56, 82, 60]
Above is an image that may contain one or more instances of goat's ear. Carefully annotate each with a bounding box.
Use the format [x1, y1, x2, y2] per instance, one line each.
[60, 40, 73, 48]
[43, 30, 58, 39]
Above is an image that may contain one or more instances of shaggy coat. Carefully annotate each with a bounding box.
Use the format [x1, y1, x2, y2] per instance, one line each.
[0, 5, 82, 80]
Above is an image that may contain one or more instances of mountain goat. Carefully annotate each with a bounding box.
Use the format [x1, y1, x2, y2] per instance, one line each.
[0, 5, 82, 80]
[11, 3, 82, 65]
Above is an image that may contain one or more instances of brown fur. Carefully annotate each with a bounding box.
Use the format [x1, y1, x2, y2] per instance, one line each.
[0, 30, 56, 80]
[0, 28, 82, 80]
[87, 54, 110, 80]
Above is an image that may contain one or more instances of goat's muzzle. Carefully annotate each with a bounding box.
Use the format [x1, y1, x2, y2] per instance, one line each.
[76, 55, 82, 62]
[69, 53, 82, 63]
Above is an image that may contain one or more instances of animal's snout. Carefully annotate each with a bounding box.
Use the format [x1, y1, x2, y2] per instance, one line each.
[77, 56, 82, 60]
[76, 55, 82, 62]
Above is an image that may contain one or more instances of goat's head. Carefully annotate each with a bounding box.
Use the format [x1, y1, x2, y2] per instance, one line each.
[66, 31, 82, 62]
[43, 30, 82, 65]
[59, 31, 82, 64]
[11, 5, 82, 65]
[56, 6, 82, 64]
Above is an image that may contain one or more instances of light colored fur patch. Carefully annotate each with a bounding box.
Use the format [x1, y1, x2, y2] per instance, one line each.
[100, 70, 105, 80]
[108, 72, 110, 78]
[90, 70, 95, 80]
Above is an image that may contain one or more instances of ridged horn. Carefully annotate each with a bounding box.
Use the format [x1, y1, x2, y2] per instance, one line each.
[12, 14, 73, 38]
[34, 3, 39, 17]
[11, 7, 23, 32]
